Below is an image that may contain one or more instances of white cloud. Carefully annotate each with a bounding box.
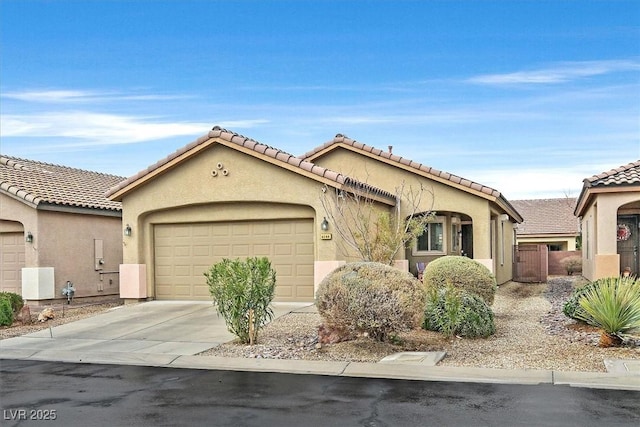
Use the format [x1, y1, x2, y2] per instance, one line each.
[0, 111, 269, 147]
[1, 89, 194, 103]
[467, 59, 640, 85]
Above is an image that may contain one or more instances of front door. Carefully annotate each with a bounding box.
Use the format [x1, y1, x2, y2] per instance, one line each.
[617, 215, 639, 275]
[461, 224, 473, 258]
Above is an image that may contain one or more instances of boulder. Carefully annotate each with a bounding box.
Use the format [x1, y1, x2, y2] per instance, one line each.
[37, 307, 55, 322]
[16, 305, 32, 324]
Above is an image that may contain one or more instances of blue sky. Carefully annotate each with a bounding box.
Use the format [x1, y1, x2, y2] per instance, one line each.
[1, 0, 639, 200]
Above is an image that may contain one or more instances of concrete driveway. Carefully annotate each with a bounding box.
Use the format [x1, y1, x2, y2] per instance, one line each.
[0, 301, 313, 364]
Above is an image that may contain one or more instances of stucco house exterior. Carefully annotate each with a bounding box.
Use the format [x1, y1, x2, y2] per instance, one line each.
[511, 198, 580, 251]
[575, 160, 640, 280]
[107, 127, 522, 303]
[0, 155, 125, 303]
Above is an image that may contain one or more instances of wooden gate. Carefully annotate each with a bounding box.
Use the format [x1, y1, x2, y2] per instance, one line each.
[513, 244, 548, 283]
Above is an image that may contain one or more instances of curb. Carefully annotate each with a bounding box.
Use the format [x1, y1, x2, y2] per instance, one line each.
[1, 351, 638, 391]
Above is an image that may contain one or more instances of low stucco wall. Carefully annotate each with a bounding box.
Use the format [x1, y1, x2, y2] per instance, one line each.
[548, 250, 582, 276]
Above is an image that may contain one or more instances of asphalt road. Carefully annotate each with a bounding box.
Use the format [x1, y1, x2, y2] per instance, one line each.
[1, 360, 638, 426]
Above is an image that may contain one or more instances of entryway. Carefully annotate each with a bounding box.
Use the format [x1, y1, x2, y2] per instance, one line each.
[617, 215, 639, 276]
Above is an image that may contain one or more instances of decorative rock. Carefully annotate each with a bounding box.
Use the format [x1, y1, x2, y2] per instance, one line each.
[16, 305, 32, 324]
[37, 307, 55, 322]
[318, 324, 350, 344]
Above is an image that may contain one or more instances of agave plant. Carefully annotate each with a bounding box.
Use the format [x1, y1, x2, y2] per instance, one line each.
[574, 276, 640, 347]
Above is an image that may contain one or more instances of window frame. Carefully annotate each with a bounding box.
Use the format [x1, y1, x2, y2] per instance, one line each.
[412, 216, 446, 255]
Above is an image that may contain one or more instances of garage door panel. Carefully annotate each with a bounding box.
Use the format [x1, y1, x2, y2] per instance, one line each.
[172, 225, 192, 238]
[174, 246, 191, 257]
[275, 285, 293, 298]
[274, 244, 292, 255]
[295, 221, 313, 233]
[275, 264, 293, 276]
[211, 245, 231, 258]
[154, 219, 314, 301]
[273, 223, 293, 234]
[193, 245, 210, 257]
[1, 232, 25, 294]
[193, 286, 210, 297]
[296, 243, 314, 255]
[253, 243, 271, 254]
[297, 285, 315, 299]
[297, 264, 314, 276]
[253, 223, 271, 235]
[232, 224, 251, 236]
[192, 226, 211, 237]
[232, 244, 250, 256]
[211, 225, 230, 236]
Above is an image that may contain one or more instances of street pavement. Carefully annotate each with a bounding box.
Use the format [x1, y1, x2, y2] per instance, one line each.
[0, 301, 638, 391]
[2, 359, 639, 427]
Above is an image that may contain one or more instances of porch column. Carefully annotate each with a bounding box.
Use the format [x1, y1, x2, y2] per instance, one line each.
[471, 211, 493, 273]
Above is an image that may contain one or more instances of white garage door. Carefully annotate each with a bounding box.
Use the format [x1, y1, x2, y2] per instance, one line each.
[154, 219, 315, 302]
[0, 233, 26, 294]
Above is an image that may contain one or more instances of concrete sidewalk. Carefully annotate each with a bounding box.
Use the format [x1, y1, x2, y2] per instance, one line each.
[1, 301, 638, 391]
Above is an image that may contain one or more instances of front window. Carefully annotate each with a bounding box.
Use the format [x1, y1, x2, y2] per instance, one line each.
[414, 218, 444, 254]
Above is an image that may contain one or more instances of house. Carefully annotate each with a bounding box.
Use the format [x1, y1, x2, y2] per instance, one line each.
[0, 156, 125, 303]
[301, 134, 522, 284]
[574, 160, 640, 280]
[106, 127, 522, 302]
[510, 198, 580, 251]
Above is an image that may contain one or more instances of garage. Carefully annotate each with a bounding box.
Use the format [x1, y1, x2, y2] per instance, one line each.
[0, 232, 26, 294]
[154, 219, 315, 302]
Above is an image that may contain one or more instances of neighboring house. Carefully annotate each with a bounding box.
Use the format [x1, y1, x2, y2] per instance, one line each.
[107, 127, 522, 303]
[0, 156, 125, 303]
[511, 198, 580, 251]
[575, 160, 640, 280]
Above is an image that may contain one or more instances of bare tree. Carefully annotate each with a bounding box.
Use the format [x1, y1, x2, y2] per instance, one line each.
[321, 179, 435, 265]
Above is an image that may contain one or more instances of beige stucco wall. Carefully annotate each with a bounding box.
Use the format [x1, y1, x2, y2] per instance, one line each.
[37, 210, 122, 299]
[310, 148, 515, 283]
[579, 191, 640, 280]
[0, 193, 122, 300]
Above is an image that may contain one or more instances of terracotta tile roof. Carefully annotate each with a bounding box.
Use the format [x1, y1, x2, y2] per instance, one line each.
[1, 155, 124, 212]
[510, 198, 580, 236]
[300, 134, 523, 222]
[106, 126, 396, 203]
[575, 160, 640, 217]
[584, 160, 640, 187]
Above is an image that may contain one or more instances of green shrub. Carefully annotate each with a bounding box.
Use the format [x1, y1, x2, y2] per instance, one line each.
[0, 298, 13, 326]
[423, 256, 497, 305]
[0, 292, 24, 314]
[315, 262, 425, 342]
[205, 257, 276, 345]
[423, 285, 495, 338]
[574, 276, 640, 342]
[563, 281, 599, 320]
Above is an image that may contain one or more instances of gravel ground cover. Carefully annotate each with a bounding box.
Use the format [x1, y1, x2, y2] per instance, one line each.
[199, 277, 640, 372]
[0, 300, 123, 340]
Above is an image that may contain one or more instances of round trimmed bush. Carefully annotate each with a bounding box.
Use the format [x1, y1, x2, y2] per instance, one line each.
[423, 256, 497, 305]
[423, 286, 495, 338]
[315, 262, 425, 342]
